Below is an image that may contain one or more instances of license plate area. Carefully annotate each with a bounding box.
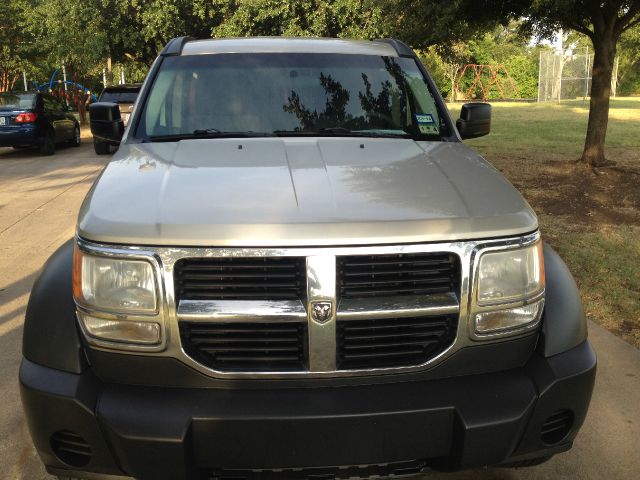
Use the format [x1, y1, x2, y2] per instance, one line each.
[0, 116, 7, 126]
[193, 409, 453, 469]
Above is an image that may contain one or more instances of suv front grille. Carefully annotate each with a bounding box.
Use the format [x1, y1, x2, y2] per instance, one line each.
[174, 257, 306, 302]
[180, 322, 307, 372]
[337, 314, 458, 370]
[337, 252, 460, 298]
[174, 249, 462, 376]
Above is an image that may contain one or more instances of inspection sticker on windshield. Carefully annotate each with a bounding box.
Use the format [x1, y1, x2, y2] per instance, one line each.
[415, 114, 438, 134]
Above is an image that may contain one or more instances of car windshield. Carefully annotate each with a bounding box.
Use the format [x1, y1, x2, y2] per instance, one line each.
[0, 93, 36, 110]
[101, 90, 139, 103]
[138, 53, 444, 140]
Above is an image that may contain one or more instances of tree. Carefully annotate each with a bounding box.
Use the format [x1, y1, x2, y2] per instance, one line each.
[519, 1, 640, 166]
[617, 23, 640, 94]
[211, 0, 388, 39]
[0, 0, 39, 92]
[385, 0, 640, 167]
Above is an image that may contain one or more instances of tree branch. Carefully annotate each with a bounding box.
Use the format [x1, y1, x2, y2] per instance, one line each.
[568, 21, 595, 40]
[616, 3, 640, 34]
[620, 10, 640, 32]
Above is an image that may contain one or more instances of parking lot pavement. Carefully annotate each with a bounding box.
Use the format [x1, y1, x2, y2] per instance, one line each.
[1, 143, 639, 480]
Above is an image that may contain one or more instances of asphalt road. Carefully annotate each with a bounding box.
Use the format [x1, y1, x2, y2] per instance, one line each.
[1, 142, 639, 480]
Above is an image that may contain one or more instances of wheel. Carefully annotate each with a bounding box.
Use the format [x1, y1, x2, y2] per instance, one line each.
[39, 129, 55, 156]
[69, 124, 81, 147]
[93, 139, 110, 155]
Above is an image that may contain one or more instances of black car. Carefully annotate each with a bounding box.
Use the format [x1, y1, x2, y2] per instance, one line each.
[0, 91, 80, 155]
[92, 84, 141, 154]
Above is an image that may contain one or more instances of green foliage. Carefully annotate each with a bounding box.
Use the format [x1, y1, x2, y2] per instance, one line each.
[0, 0, 41, 91]
[211, 0, 388, 39]
[618, 24, 640, 95]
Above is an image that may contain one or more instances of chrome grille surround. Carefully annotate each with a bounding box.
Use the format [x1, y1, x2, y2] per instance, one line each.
[75, 231, 540, 379]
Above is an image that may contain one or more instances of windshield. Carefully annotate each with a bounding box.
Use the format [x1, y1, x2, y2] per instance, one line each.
[101, 90, 139, 103]
[0, 93, 36, 110]
[138, 53, 444, 140]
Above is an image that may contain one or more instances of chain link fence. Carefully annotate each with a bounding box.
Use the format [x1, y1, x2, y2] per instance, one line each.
[538, 47, 619, 102]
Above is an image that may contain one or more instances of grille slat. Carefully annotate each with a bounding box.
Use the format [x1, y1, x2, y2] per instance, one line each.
[175, 257, 306, 302]
[341, 320, 450, 332]
[343, 338, 442, 349]
[180, 322, 306, 372]
[338, 252, 460, 299]
[337, 315, 457, 370]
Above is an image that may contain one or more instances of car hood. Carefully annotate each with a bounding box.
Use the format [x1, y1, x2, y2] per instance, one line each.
[78, 138, 537, 247]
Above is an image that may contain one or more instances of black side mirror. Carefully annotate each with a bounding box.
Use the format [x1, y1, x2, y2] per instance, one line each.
[456, 103, 491, 140]
[89, 102, 124, 144]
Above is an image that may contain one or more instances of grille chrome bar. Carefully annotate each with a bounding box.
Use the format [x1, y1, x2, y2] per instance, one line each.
[177, 299, 307, 323]
[337, 293, 459, 321]
[306, 255, 337, 372]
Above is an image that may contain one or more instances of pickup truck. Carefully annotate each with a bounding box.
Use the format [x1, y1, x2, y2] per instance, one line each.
[21, 37, 596, 480]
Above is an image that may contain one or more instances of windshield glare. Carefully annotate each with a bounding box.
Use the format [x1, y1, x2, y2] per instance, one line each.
[101, 91, 138, 103]
[0, 93, 36, 110]
[139, 53, 442, 139]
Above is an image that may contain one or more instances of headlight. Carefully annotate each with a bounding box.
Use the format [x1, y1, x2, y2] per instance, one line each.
[477, 242, 544, 304]
[473, 240, 545, 337]
[73, 243, 163, 347]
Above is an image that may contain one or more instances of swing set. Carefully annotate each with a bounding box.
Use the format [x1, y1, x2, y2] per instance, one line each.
[455, 64, 517, 101]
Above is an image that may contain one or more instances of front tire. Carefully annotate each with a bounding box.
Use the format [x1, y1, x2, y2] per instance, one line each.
[39, 130, 55, 156]
[69, 125, 81, 147]
[93, 139, 110, 155]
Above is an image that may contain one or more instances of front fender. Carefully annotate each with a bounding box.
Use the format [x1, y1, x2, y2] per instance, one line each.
[23, 239, 86, 373]
[540, 243, 588, 357]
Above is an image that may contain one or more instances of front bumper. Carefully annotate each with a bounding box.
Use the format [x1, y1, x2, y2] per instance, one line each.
[21, 341, 596, 480]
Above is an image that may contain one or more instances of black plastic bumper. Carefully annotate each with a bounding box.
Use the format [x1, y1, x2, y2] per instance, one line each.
[20, 340, 596, 480]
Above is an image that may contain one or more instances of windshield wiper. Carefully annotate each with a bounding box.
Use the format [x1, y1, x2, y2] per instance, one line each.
[148, 130, 275, 142]
[273, 128, 411, 138]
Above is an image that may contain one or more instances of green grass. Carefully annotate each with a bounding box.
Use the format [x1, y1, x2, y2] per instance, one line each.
[449, 98, 640, 347]
[553, 225, 640, 347]
[450, 97, 640, 165]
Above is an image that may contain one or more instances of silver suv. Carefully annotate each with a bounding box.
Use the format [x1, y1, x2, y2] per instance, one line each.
[22, 37, 595, 480]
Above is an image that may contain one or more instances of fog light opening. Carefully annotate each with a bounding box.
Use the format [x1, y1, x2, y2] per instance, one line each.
[50, 430, 92, 467]
[541, 409, 574, 445]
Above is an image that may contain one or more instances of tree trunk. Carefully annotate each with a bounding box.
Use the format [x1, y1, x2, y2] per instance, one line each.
[106, 55, 113, 86]
[580, 33, 617, 167]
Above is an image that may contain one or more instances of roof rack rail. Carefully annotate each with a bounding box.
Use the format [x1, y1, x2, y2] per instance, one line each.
[161, 36, 195, 57]
[375, 38, 414, 58]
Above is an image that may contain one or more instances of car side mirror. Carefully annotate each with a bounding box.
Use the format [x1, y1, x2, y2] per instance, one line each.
[89, 102, 124, 144]
[456, 103, 491, 140]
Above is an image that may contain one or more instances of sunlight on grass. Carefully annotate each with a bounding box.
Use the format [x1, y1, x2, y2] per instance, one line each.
[448, 97, 640, 164]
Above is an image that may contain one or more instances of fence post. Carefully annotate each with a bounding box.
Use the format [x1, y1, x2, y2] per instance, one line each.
[537, 50, 542, 103]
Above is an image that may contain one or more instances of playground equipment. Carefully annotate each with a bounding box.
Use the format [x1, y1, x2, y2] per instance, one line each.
[455, 64, 517, 101]
[32, 69, 98, 110]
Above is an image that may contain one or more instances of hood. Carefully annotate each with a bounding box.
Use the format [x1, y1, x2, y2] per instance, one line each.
[78, 138, 537, 247]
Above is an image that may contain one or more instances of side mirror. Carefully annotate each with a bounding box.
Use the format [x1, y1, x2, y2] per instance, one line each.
[456, 103, 491, 140]
[89, 102, 124, 144]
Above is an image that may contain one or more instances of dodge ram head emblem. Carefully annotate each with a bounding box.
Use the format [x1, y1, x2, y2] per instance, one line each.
[311, 302, 332, 323]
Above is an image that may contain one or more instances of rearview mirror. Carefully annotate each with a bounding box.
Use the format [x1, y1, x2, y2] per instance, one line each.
[89, 102, 124, 144]
[456, 103, 491, 140]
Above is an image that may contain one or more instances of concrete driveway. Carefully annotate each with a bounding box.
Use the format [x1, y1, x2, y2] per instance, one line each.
[1, 142, 638, 479]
